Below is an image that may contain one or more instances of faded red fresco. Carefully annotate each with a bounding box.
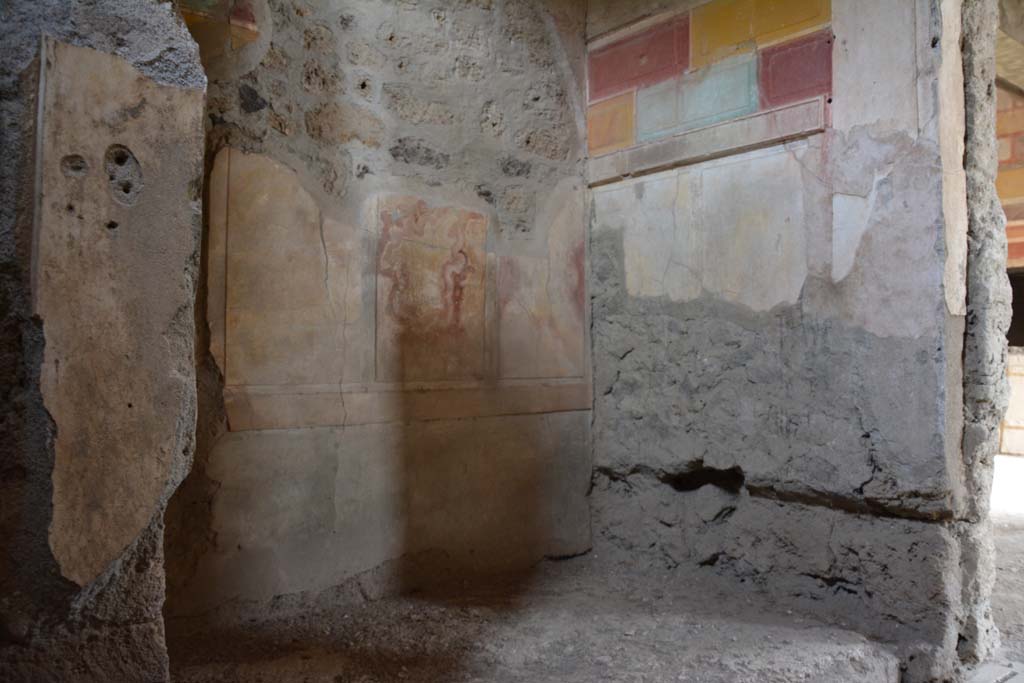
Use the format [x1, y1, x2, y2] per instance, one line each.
[376, 196, 487, 382]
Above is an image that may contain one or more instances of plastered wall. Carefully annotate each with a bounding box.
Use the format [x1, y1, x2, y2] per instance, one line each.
[585, 0, 995, 679]
[165, 0, 593, 615]
[1, 2, 205, 681]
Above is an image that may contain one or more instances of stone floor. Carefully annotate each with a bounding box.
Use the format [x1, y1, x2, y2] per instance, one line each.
[168, 558, 900, 683]
[168, 457, 1024, 683]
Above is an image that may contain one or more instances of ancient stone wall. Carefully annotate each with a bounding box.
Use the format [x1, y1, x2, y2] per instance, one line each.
[585, 0, 1002, 679]
[0, 2, 205, 681]
[164, 0, 592, 616]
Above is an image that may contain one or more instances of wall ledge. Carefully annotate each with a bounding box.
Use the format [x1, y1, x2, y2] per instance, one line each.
[587, 97, 826, 187]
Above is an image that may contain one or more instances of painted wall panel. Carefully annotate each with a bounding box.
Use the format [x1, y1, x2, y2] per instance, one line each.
[998, 166, 1024, 201]
[588, 17, 689, 101]
[679, 54, 759, 131]
[636, 77, 682, 141]
[588, 91, 636, 155]
[753, 0, 830, 47]
[759, 29, 832, 109]
[691, 0, 755, 68]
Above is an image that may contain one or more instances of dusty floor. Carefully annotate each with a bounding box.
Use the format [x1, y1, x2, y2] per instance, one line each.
[965, 455, 1024, 683]
[992, 455, 1024, 663]
[168, 558, 900, 683]
[166, 457, 1024, 683]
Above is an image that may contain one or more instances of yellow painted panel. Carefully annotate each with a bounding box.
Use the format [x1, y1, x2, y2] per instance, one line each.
[999, 107, 1024, 136]
[997, 167, 1024, 201]
[753, 0, 831, 47]
[588, 92, 636, 156]
[691, 0, 755, 69]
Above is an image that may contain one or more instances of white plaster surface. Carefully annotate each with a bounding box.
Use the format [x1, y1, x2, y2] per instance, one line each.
[831, 0, 919, 134]
[593, 144, 808, 312]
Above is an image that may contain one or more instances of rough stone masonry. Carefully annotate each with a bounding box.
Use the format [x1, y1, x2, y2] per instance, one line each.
[0, 0, 1017, 682]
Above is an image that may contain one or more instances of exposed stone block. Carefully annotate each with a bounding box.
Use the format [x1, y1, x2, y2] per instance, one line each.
[36, 39, 203, 588]
[304, 101, 384, 147]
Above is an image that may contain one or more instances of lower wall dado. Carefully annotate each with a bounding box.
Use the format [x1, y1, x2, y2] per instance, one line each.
[173, 412, 591, 614]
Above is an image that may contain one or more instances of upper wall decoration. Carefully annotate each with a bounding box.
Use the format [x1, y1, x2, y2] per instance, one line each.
[587, 0, 832, 157]
[998, 84, 1024, 269]
[178, 0, 258, 52]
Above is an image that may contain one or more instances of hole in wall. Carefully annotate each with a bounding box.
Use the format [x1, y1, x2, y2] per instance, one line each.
[60, 154, 88, 177]
[103, 144, 144, 206]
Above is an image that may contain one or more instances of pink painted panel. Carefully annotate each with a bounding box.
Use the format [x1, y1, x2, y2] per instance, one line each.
[1009, 240, 1024, 263]
[758, 29, 833, 110]
[588, 16, 690, 102]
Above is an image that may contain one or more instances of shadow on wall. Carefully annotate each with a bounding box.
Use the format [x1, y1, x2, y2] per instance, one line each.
[163, 0, 592, 676]
[376, 196, 547, 594]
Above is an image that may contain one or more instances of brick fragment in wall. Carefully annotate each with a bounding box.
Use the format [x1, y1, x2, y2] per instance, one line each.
[302, 59, 341, 94]
[239, 84, 267, 113]
[304, 101, 384, 147]
[481, 100, 505, 136]
[500, 156, 532, 177]
[514, 127, 571, 161]
[388, 137, 450, 169]
[303, 23, 333, 53]
[382, 84, 457, 125]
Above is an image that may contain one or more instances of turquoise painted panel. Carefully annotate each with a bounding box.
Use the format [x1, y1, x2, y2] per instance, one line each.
[679, 55, 758, 131]
[636, 78, 681, 142]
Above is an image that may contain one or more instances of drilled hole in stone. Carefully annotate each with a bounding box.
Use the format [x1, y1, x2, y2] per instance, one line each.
[60, 154, 88, 177]
[106, 220, 119, 230]
[104, 144, 143, 206]
[66, 204, 75, 213]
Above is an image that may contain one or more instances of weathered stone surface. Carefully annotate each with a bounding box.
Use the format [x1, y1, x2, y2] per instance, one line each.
[960, 0, 1011, 662]
[305, 101, 384, 147]
[588, 1, 994, 679]
[2, 1, 204, 679]
[592, 475, 963, 679]
[36, 39, 203, 588]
